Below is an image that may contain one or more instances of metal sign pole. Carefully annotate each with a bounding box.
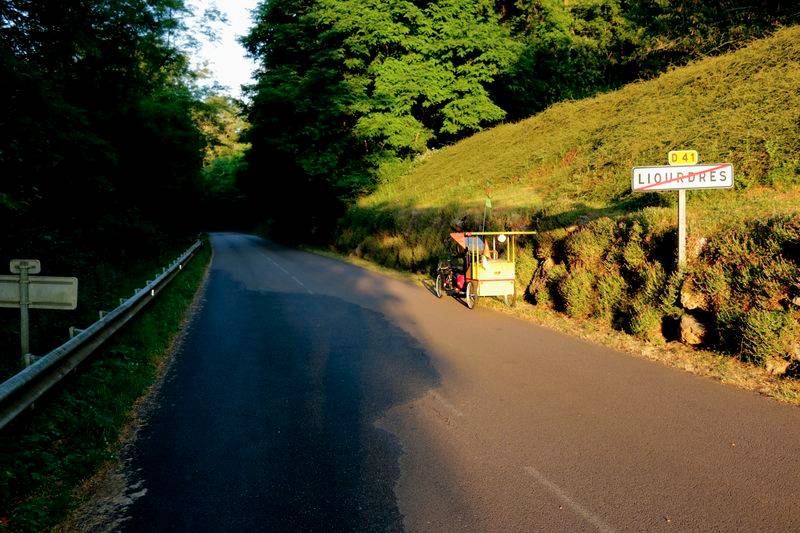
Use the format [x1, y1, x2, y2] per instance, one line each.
[677, 189, 687, 270]
[19, 265, 30, 361]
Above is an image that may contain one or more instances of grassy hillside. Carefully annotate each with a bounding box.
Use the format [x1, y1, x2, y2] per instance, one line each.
[336, 26, 800, 376]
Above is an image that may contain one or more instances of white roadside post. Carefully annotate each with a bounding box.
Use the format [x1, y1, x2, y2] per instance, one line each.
[632, 151, 733, 271]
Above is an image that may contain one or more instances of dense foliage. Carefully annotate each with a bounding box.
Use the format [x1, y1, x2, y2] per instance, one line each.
[242, 0, 798, 240]
[0, 0, 216, 374]
[496, 0, 800, 118]
[0, 0, 207, 254]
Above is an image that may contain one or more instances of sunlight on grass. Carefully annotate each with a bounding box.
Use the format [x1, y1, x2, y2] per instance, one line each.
[362, 26, 800, 231]
[336, 27, 800, 386]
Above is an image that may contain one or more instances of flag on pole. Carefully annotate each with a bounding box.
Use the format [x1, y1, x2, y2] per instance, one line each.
[484, 197, 492, 209]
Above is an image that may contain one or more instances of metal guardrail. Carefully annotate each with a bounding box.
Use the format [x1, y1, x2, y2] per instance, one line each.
[0, 240, 203, 430]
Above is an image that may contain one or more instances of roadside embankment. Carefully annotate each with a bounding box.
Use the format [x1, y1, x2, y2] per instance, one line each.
[334, 27, 800, 383]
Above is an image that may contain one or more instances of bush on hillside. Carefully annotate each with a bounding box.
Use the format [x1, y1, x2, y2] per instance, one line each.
[626, 304, 665, 344]
[557, 269, 595, 318]
[737, 310, 798, 367]
[596, 267, 627, 322]
[563, 217, 615, 268]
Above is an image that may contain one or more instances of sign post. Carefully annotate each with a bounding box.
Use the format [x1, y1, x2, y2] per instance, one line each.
[1, 260, 78, 366]
[19, 264, 30, 358]
[632, 153, 733, 270]
[678, 189, 687, 268]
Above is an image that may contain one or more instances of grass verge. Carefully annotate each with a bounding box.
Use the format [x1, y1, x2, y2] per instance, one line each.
[0, 239, 211, 532]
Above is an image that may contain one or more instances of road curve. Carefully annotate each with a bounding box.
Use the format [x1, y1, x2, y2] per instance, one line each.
[123, 232, 800, 531]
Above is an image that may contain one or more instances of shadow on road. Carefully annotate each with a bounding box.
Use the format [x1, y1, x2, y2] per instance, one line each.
[124, 270, 440, 532]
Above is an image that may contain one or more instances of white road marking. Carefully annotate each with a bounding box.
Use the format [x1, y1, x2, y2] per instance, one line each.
[257, 250, 315, 295]
[524, 466, 615, 533]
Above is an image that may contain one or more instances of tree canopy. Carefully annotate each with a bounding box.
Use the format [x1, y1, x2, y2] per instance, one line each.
[242, 0, 798, 241]
[0, 0, 208, 256]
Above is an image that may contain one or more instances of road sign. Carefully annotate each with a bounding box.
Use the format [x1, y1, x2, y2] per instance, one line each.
[10, 259, 41, 274]
[668, 150, 698, 166]
[632, 163, 733, 192]
[0, 275, 78, 310]
[632, 153, 734, 271]
[3, 259, 79, 364]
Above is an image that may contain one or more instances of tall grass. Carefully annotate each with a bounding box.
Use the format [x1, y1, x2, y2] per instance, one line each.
[361, 26, 800, 231]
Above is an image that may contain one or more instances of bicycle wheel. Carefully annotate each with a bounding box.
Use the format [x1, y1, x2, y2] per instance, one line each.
[465, 281, 477, 309]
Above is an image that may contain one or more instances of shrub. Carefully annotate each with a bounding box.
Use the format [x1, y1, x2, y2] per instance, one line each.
[692, 264, 731, 312]
[749, 258, 798, 311]
[537, 263, 568, 307]
[786, 360, 800, 379]
[640, 262, 667, 301]
[363, 234, 401, 267]
[398, 244, 415, 270]
[627, 304, 665, 344]
[622, 238, 647, 271]
[715, 305, 745, 353]
[659, 271, 685, 318]
[563, 218, 615, 268]
[596, 267, 627, 321]
[558, 269, 596, 318]
[534, 228, 568, 260]
[737, 310, 798, 366]
[515, 246, 538, 294]
[636, 207, 673, 236]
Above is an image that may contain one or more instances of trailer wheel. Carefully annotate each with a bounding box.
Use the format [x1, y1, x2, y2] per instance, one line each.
[503, 284, 516, 307]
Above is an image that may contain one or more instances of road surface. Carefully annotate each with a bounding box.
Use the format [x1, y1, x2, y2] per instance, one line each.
[122, 233, 800, 531]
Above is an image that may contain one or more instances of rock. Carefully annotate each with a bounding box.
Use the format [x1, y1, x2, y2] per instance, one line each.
[680, 277, 708, 311]
[680, 314, 707, 345]
[765, 357, 791, 375]
[790, 342, 800, 362]
[690, 236, 708, 260]
[791, 296, 800, 308]
[541, 257, 555, 272]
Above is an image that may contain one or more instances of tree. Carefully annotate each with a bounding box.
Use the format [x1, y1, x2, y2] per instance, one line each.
[0, 0, 207, 248]
[495, 0, 800, 118]
[242, 0, 518, 240]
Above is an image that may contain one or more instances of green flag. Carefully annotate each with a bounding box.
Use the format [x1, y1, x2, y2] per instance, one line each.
[485, 197, 492, 209]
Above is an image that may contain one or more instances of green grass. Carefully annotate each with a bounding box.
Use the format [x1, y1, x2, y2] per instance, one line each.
[361, 25, 800, 231]
[336, 26, 800, 377]
[0, 240, 211, 532]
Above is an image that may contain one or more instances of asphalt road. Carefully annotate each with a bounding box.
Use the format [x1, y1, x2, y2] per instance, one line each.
[123, 232, 800, 531]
